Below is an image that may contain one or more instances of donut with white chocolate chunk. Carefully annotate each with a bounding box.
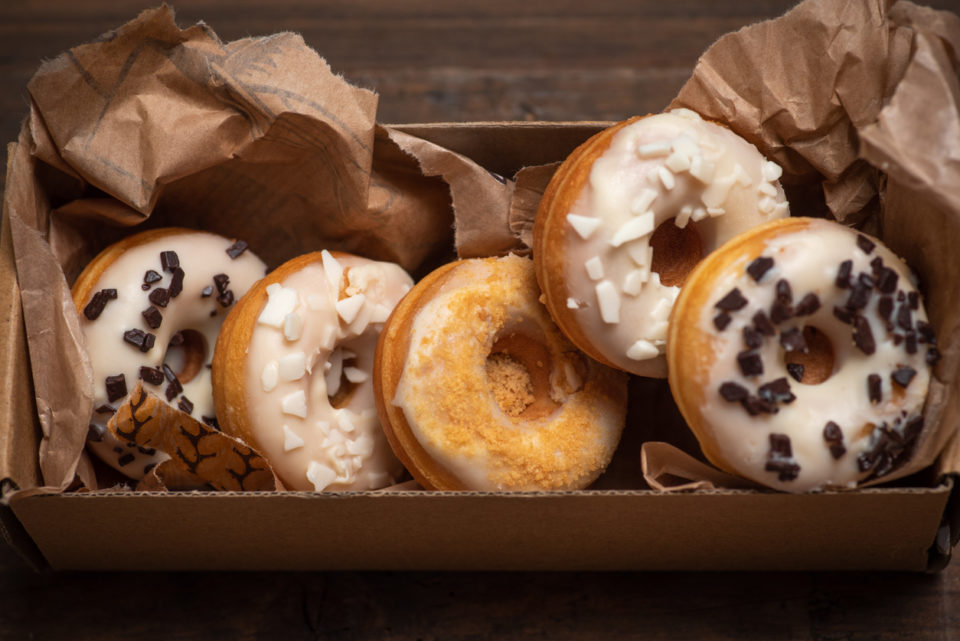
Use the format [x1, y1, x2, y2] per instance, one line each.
[667, 217, 939, 492]
[72, 228, 267, 478]
[534, 109, 789, 377]
[213, 250, 412, 491]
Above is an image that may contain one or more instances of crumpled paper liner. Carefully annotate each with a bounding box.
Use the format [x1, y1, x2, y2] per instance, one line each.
[107, 383, 278, 492]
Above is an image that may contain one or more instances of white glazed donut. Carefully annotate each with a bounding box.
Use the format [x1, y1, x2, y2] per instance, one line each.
[668, 217, 940, 492]
[213, 250, 413, 492]
[534, 109, 790, 377]
[373, 255, 628, 491]
[72, 228, 267, 478]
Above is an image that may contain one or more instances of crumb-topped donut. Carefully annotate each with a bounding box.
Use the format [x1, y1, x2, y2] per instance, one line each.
[373, 254, 628, 491]
[213, 250, 412, 491]
[668, 217, 940, 492]
[534, 109, 789, 377]
[72, 228, 266, 477]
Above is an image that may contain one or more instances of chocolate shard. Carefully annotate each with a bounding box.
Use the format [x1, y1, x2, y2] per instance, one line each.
[213, 273, 230, 294]
[753, 311, 776, 336]
[117, 453, 135, 467]
[896, 304, 913, 331]
[877, 296, 894, 321]
[905, 332, 918, 355]
[743, 326, 763, 349]
[202, 416, 221, 430]
[856, 234, 876, 255]
[149, 287, 170, 308]
[846, 275, 873, 310]
[169, 267, 185, 298]
[83, 289, 118, 320]
[87, 423, 106, 442]
[94, 404, 115, 414]
[765, 433, 799, 481]
[867, 373, 882, 404]
[713, 312, 732, 331]
[786, 363, 805, 382]
[853, 316, 876, 355]
[737, 350, 764, 377]
[162, 363, 183, 400]
[741, 395, 778, 416]
[770, 300, 794, 324]
[870, 256, 884, 275]
[833, 305, 855, 325]
[926, 346, 942, 366]
[835, 260, 853, 288]
[141, 305, 163, 329]
[891, 366, 917, 389]
[779, 327, 807, 353]
[139, 366, 164, 386]
[908, 291, 919, 310]
[123, 328, 156, 353]
[794, 293, 821, 316]
[746, 256, 774, 282]
[916, 320, 936, 345]
[758, 377, 795, 404]
[160, 250, 180, 272]
[775, 279, 792, 304]
[876, 268, 898, 294]
[716, 288, 748, 311]
[169, 331, 184, 346]
[719, 382, 749, 402]
[226, 240, 248, 259]
[143, 269, 162, 286]
[178, 396, 194, 415]
[217, 290, 235, 308]
[105, 374, 127, 402]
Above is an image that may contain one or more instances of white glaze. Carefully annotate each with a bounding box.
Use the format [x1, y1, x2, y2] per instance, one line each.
[243, 252, 412, 491]
[80, 231, 267, 478]
[563, 110, 789, 376]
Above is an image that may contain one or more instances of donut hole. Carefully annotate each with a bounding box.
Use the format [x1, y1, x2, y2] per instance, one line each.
[650, 218, 703, 287]
[784, 326, 835, 385]
[163, 330, 207, 384]
[326, 346, 360, 409]
[487, 331, 559, 420]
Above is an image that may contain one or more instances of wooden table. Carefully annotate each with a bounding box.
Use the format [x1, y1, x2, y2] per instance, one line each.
[1, 1, 958, 638]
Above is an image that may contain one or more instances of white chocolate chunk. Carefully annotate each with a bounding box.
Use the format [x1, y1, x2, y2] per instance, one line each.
[346, 434, 374, 458]
[630, 188, 658, 216]
[626, 339, 659, 361]
[321, 250, 344, 293]
[732, 163, 753, 186]
[595, 280, 620, 324]
[628, 242, 653, 267]
[672, 135, 700, 158]
[763, 160, 783, 182]
[344, 366, 368, 383]
[283, 425, 305, 452]
[669, 107, 702, 121]
[567, 214, 602, 240]
[316, 420, 331, 436]
[336, 293, 366, 324]
[369, 303, 393, 324]
[701, 175, 734, 208]
[675, 205, 693, 229]
[279, 351, 307, 381]
[610, 212, 655, 247]
[773, 201, 790, 216]
[325, 349, 344, 397]
[623, 269, 649, 295]
[657, 166, 676, 190]
[307, 461, 337, 491]
[283, 312, 303, 341]
[758, 181, 779, 197]
[692, 207, 708, 222]
[759, 196, 777, 214]
[665, 151, 691, 173]
[258, 284, 299, 328]
[281, 390, 308, 418]
[338, 411, 356, 433]
[261, 361, 279, 392]
[566, 297, 582, 309]
[307, 293, 328, 311]
[707, 207, 726, 218]
[563, 359, 582, 391]
[651, 296, 673, 321]
[636, 140, 671, 157]
[689, 156, 717, 183]
[585, 256, 605, 280]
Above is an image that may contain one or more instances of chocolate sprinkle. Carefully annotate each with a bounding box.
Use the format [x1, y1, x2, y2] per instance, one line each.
[868, 374, 882, 404]
[165, 380, 183, 402]
[775, 279, 792, 304]
[201, 285, 214, 298]
[149, 287, 170, 308]
[743, 326, 763, 349]
[178, 396, 194, 414]
[905, 332, 918, 354]
[160, 250, 180, 272]
[105, 374, 127, 402]
[779, 327, 807, 353]
[770, 300, 794, 324]
[226, 240, 248, 259]
[713, 312, 732, 331]
[896, 304, 913, 331]
[833, 305, 855, 325]
[891, 366, 917, 389]
[758, 377, 795, 404]
[737, 350, 763, 377]
[876, 268, 898, 294]
[846, 274, 873, 310]
[117, 453, 135, 467]
[169, 267, 185, 298]
[716, 288, 748, 311]
[823, 421, 847, 459]
[719, 382, 749, 402]
[123, 329, 156, 353]
[877, 296, 894, 321]
[753, 311, 776, 336]
[162, 363, 178, 382]
[794, 293, 821, 316]
[141, 305, 163, 329]
[747, 256, 774, 282]
[856, 234, 876, 254]
[143, 269, 162, 286]
[852, 316, 876, 355]
[765, 433, 800, 481]
[217, 290, 235, 308]
[139, 366, 164, 386]
[83, 289, 118, 320]
[836, 260, 853, 288]
[213, 273, 230, 294]
[786, 363, 805, 382]
[742, 395, 778, 416]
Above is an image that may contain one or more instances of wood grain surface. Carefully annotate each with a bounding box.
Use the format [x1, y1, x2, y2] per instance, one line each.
[2, 1, 959, 639]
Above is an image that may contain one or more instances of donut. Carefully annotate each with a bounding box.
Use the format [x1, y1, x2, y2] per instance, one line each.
[533, 108, 790, 377]
[373, 254, 628, 491]
[212, 250, 413, 491]
[72, 228, 267, 478]
[667, 217, 940, 492]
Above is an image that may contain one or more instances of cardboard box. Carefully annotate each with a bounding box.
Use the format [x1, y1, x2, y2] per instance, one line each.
[1, 122, 958, 573]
